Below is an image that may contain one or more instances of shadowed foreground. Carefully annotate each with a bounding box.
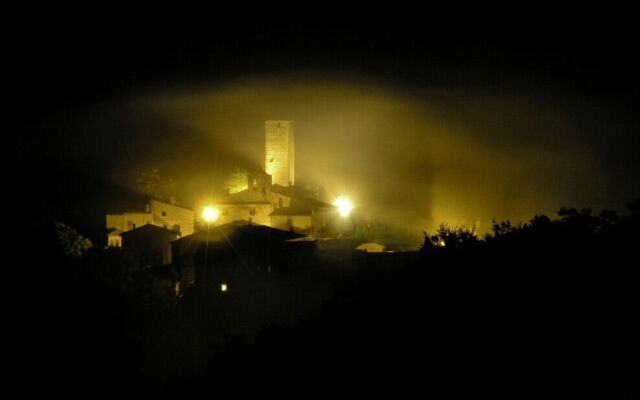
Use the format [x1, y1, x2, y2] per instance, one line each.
[21, 202, 640, 398]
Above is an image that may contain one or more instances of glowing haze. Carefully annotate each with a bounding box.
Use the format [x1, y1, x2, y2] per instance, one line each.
[49, 71, 638, 241]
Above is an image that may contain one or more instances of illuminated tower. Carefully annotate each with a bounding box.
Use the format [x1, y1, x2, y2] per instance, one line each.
[265, 120, 295, 187]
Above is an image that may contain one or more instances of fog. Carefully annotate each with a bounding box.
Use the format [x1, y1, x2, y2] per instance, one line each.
[38, 71, 639, 240]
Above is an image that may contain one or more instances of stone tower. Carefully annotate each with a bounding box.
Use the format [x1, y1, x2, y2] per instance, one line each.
[265, 120, 295, 187]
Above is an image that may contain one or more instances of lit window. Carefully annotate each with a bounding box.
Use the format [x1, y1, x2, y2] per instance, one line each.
[221, 283, 228, 292]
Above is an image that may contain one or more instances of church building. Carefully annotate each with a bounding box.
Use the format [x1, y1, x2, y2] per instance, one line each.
[215, 120, 337, 236]
[106, 120, 339, 244]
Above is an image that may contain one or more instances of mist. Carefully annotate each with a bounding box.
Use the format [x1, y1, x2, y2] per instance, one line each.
[37, 71, 626, 240]
[34, 72, 639, 240]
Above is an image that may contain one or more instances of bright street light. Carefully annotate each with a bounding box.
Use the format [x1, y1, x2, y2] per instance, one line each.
[201, 206, 219, 270]
[202, 206, 219, 223]
[334, 196, 354, 217]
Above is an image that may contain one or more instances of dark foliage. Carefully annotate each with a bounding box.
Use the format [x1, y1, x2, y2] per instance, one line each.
[194, 202, 640, 398]
[19, 201, 640, 398]
[18, 220, 175, 397]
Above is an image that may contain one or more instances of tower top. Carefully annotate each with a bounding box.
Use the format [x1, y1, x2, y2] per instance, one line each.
[265, 121, 295, 186]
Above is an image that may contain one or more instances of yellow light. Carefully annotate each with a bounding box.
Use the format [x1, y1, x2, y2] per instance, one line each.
[202, 206, 219, 223]
[438, 240, 446, 247]
[221, 283, 228, 292]
[334, 196, 354, 217]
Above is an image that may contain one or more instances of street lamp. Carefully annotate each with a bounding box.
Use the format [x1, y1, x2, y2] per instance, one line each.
[334, 196, 355, 237]
[335, 196, 353, 218]
[202, 206, 219, 224]
[201, 206, 219, 268]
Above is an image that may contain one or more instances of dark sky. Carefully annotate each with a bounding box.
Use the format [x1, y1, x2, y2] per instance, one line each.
[15, 11, 640, 242]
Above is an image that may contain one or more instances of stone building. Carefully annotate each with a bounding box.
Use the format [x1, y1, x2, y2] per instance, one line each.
[171, 220, 308, 288]
[216, 167, 274, 227]
[268, 185, 337, 235]
[106, 198, 195, 247]
[121, 224, 180, 267]
[215, 121, 338, 236]
[105, 121, 337, 241]
[265, 120, 295, 187]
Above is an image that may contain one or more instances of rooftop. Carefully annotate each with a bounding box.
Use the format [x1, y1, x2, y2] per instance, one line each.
[173, 220, 304, 244]
[120, 223, 181, 237]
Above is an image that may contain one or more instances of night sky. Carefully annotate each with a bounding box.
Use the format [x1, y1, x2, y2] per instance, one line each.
[14, 11, 640, 242]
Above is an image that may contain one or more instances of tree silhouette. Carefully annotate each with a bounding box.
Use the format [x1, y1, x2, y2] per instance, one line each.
[421, 223, 478, 252]
[53, 221, 92, 258]
[223, 167, 249, 194]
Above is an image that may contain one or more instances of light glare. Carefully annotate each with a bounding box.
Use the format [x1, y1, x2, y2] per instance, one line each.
[202, 206, 220, 223]
[335, 196, 354, 217]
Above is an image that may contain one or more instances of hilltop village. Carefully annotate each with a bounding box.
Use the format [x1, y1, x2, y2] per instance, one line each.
[105, 120, 391, 295]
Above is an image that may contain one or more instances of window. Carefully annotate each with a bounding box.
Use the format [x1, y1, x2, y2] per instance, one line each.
[161, 211, 167, 216]
[249, 208, 256, 216]
[222, 209, 228, 216]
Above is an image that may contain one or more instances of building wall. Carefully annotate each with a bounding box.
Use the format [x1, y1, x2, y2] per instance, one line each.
[265, 120, 294, 187]
[107, 231, 123, 247]
[217, 203, 272, 226]
[150, 199, 195, 235]
[106, 212, 152, 232]
[121, 228, 178, 267]
[106, 199, 195, 247]
[270, 192, 292, 211]
[312, 207, 336, 230]
[271, 215, 312, 233]
[229, 171, 272, 204]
